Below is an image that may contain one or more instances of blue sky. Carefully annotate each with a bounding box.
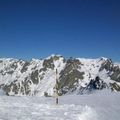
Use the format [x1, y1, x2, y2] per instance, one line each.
[0, 0, 120, 61]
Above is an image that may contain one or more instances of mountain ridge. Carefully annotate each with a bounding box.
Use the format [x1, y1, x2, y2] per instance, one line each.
[0, 55, 120, 96]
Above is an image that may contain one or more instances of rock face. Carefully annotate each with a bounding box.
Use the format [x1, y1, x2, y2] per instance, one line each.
[0, 55, 120, 96]
[100, 59, 120, 82]
[58, 58, 84, 95]
[84, 76, 108, 93]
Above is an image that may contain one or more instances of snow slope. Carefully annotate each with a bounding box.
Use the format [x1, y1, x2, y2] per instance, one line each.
[0, 90, 120, 120]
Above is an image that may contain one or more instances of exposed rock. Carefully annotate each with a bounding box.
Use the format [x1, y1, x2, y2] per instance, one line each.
[58, 58, 84, 95]
[31, 70, 39, 84]
[87, 76, 108, 90]
[0, 56, 120, 96]
[110, 82, 120, 91]
[43, 58, 54, 70]
[10, 62, 18, 70]
[110, 66, 120, 82]
[3, 80, 19, 95]
[99, 59, 113, 71]
[21, 61, 30, 73]
[99, 59, 120, 82]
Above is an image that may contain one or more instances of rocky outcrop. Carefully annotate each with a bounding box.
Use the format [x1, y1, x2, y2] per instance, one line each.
[58, 58, 84, 95]
[100, 59, 120, 82]
[110, 82, 120, 91]
[110, 66, 120, 82]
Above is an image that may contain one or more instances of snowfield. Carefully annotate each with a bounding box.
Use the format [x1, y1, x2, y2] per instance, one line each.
[0, 90, 120, 120]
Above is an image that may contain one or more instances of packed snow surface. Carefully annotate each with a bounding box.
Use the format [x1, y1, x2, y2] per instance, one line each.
[0, 90, 120, 120]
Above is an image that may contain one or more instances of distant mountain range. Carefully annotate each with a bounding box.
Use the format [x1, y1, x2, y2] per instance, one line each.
[0, 55, 120, 96]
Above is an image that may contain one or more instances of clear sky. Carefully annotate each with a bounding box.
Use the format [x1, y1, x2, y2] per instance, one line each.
[0, 0, 120, 61]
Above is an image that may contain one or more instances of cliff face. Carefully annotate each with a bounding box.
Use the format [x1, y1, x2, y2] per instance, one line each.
[0, 55, 120, 96]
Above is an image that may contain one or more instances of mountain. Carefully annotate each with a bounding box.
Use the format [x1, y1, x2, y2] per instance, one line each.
[0, 55, 120, 96]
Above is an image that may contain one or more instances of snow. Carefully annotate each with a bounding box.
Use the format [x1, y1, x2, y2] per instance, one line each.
[0, 55, 66, 96]
[76, 57, 109, 87]
[0, 89, 5, 95]
[0, 55, 119, 96]
[27, 56, 66, 96]
[75, 57, 117, 89]
[0, 90, 120, 120]
[45, 54, 63, 60]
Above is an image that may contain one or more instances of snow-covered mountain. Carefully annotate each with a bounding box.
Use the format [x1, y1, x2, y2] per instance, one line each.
[0, 55, 120, 96]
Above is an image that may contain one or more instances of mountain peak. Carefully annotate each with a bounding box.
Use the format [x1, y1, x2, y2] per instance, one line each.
[46, 54, 63, 60]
